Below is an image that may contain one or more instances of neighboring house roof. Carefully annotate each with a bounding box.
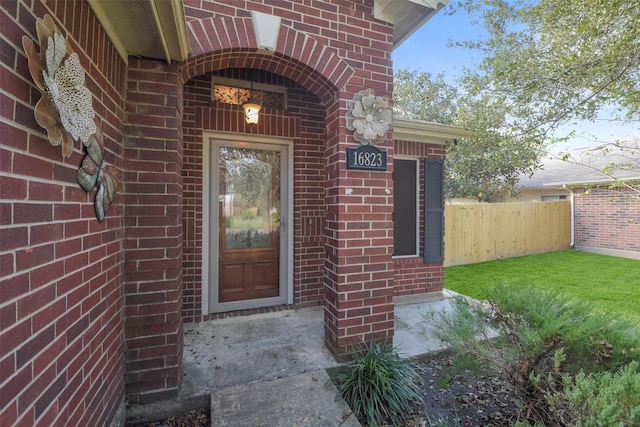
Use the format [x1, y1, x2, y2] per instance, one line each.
[519, 147, 640, 189]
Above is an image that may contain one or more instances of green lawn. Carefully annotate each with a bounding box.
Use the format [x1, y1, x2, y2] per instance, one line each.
[445, 249, 640, 322]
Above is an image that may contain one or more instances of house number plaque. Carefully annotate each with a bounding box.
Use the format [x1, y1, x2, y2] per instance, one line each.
[346, 144, 387, 171]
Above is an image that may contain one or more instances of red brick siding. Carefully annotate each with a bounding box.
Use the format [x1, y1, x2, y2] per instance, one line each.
[323, 92, 395, 353]
[179, 0, 398, 353]
[1, 1, 125, 426]
[573, 186, 640, 253]
[393, 141, 447, 295]
[182, 1, 360, 100]
[123, 59, 185, 404]
[1, 0, 446, 415]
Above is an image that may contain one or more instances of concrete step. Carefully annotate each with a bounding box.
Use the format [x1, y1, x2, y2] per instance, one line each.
[210, 370, 361, 426]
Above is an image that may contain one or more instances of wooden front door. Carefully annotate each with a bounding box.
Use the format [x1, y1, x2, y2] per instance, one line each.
[216, 144, 285, 305]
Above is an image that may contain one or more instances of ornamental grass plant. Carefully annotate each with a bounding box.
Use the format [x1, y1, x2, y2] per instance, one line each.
[333, 341, 423, 427]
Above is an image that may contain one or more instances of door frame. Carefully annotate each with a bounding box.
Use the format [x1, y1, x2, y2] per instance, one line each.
[202, 131, 294, 314]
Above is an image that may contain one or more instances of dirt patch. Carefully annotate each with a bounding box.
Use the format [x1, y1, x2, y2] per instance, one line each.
[415, 353, 519, 426]
[330, 351, 521, 427]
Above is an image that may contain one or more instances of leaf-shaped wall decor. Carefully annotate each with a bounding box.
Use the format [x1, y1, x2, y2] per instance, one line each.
[76, 128, 119, 223]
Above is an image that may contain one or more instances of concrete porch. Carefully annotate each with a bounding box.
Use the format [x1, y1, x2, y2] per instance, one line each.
[126, 290, 461, 425]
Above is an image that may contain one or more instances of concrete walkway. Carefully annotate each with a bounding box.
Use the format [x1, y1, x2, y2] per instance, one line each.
[127, 290, 461, 426]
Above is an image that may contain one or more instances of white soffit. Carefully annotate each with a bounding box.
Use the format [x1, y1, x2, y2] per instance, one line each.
[393, 117, 471, 145]
[87, 0, 189, 64]
[374, 0, 449, 49]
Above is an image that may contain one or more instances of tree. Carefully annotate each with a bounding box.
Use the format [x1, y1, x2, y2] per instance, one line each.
[393, 70, 542, 202]
[453, 0, 640, 143]
[393, 69, 458, 124]
[449, 0, 640, 197]
[395, 0, 640, 201]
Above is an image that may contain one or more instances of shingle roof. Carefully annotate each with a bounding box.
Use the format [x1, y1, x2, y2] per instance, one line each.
[519, 146, 640, 189]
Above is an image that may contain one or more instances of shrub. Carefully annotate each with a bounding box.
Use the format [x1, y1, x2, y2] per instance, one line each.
[487, 286, 639, 374]
[549, 361, 640, 426]
[333, 341, 423, 426]
[426, 286, 640, 426]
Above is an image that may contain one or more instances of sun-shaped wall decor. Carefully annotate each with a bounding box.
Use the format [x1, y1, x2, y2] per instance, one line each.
[345, 89, 393, 145]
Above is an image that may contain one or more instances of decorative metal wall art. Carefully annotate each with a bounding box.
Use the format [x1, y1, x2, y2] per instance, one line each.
[76, 126, 118, 223]
[213, 83, 285, 110]
[22, 15, 118, 223]
[346, 89, 393, 145]
[22, 15, 96, 157]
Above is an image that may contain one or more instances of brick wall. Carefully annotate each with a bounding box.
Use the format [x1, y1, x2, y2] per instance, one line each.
[178, 0, 397, 354]
[122, 59, 185, 404]
[393, 141, 447, 295]
[2, 0, 449, 416]
[574, 186, 640, 253]
[1, 1, 126, 426]
[323, 91, 396, 353]
[2, 0, 450, 417]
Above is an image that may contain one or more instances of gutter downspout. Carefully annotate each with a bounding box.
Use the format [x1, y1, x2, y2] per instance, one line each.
[563, 185, 575, 248]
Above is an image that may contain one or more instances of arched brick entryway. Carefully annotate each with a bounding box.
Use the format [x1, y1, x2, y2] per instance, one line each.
[123, 3, 396, 403]
[181, 14, 354, 102]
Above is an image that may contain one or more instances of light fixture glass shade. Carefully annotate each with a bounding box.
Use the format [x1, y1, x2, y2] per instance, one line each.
[243, 98, 261, 125]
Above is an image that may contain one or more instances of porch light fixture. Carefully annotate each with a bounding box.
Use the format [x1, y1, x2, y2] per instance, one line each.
[243, 98, 261, 125]
[243, 79, 261, 125]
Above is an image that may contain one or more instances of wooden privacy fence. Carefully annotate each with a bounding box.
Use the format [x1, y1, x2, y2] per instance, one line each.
[444, 201, 571, 266]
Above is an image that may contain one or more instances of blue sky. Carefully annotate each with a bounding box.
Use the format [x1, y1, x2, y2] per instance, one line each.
[392, 9, 639, 151]
[393, 9, 479, 81]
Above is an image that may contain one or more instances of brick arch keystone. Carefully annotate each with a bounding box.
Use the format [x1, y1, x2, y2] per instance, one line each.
[183, 16, 354, 104]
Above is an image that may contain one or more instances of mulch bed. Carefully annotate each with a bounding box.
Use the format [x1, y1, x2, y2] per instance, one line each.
[414, 354, 520, 426]
[126, 408, 209, 427]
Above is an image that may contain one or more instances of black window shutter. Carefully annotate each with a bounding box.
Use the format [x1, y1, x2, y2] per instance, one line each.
[424, 158, 444, 263]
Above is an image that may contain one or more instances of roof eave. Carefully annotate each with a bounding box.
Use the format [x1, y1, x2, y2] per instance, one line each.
[544, 177, 640, 187]
[87, 0, 189, 65]
[393, 117, 471, 145]
[374, 0, 449, 50]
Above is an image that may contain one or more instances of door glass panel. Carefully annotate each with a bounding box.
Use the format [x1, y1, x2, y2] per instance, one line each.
[219, 147, 281, 250]
[210, 140, 288, 311]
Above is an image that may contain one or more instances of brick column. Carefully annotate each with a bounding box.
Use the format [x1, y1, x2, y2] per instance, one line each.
[122, 59, 184, 403]
[323, 92, 395, 354]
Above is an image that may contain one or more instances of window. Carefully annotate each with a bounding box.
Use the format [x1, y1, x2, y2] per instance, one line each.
[393, 158, 419, 257]
[541, 195, 567, 201]
[392, 157, 445, 262]
[211, 76, 287, 109]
